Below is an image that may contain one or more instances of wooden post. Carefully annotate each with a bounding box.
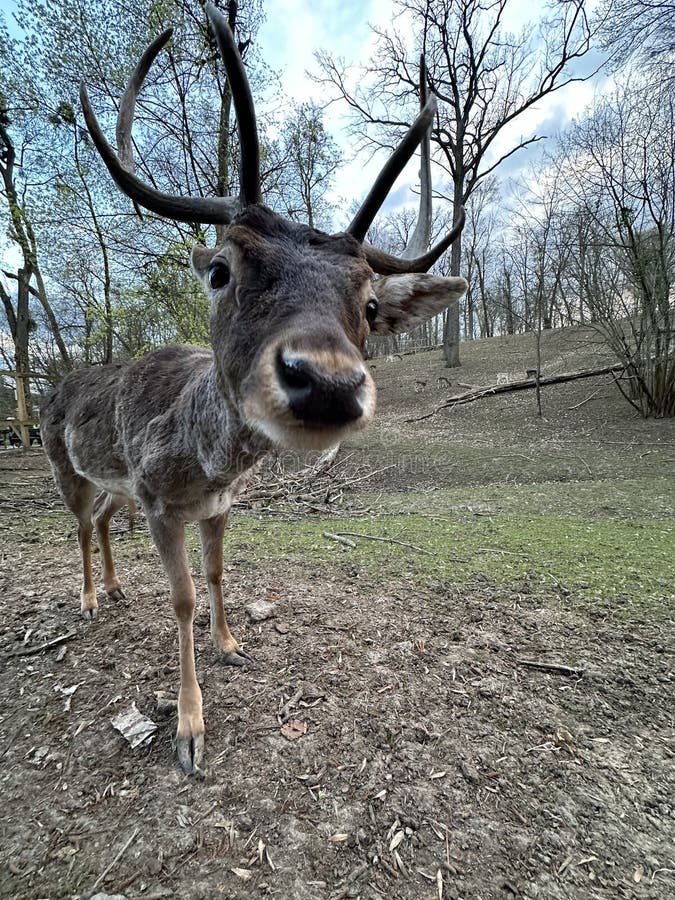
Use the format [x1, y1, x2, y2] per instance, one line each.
[15, 371, 31, 449]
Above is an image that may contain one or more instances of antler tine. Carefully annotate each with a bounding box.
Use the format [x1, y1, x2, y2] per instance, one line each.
[80, 28, 241, 224]
[116, 29, 173, 174]
[362, 206, 466, 274]
[347, 93, 437, 243]
[401, 55, 432, 260]
[350, 57, 465, 273]
[205, 2, 262, 205]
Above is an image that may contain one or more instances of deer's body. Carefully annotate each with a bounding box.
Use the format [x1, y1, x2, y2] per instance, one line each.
[42, 6, 468, 774]
[42, 346, 266, 520]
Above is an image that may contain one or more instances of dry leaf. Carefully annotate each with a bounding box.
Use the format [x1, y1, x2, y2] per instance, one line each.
[280, 719, 308, 740]
[231, 867, 252, 880]
[394, 849, 407, 875]
[634, 867, 643, 883]
[430, 771, 447, 780]
[389, 831, 405, 852]
[329, 833, 349, 842]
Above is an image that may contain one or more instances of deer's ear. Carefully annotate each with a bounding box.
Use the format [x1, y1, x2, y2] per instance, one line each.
[191, 244, 218, 284]
[370, 274, 468, 335]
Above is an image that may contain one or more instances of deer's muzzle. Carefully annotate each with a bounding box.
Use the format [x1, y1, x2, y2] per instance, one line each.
[277, 351, 366, 425]
[240, 335, 376, 450]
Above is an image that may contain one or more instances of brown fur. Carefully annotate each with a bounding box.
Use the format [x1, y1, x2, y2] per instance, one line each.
[42, 205, 466, 775]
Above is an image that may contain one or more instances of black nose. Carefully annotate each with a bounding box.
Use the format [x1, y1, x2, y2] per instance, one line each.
[277, 352, 366, 425]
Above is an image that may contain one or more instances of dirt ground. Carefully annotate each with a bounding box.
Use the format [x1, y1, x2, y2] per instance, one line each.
[1, 331, 674, 900]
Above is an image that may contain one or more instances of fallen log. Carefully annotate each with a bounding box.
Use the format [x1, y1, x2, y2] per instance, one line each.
[407, 363, 625, 422]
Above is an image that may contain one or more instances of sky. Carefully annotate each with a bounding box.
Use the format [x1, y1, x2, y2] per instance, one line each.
[255, 0, 607, 223]
[0, 0, 608, 231]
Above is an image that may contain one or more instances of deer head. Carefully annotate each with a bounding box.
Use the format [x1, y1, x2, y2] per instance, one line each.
[80, 2, 467, 451]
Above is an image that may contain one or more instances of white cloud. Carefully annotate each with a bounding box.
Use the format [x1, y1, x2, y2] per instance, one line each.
[256, 0, 609, 230]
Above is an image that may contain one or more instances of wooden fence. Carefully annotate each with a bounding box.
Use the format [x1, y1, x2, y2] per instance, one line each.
[0, 369, 49, 449]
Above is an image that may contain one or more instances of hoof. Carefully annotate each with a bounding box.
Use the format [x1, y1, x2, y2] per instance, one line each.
[221, 647, 254, 668]
[107, 587, 126, 601]
[81, 607, 98, 621]
[176, 732, 205, 776]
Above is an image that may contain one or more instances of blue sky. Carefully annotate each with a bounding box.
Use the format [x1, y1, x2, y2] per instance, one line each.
[0, 0, 607, 224]
[257, 0, 606, 223]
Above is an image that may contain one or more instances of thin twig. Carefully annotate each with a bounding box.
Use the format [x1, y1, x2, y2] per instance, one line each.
[278, 686, 304, 724]
[4, 629, 78, 659]
[90, 826, 139, 891]
[516, 659, 584, 678]
[333, 531, 435, 555]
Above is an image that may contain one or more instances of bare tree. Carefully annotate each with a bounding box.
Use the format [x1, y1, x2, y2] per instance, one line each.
[0, 94, 73, 398]
[265, 102, 342, 230]
[555, 80, 675, 416]
[318, 0, 596, 366]
[463, 177, 501, 339]
[596, 0, 675, 81]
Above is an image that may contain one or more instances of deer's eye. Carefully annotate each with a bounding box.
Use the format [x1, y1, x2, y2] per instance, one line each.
[366, 299, 379, 325]
[208, 261, 230, 290]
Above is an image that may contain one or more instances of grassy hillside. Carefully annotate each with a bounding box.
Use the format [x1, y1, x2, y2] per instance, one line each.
[223, 324, 675, 610]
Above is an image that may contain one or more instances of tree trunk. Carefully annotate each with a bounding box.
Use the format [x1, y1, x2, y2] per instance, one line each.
[16, 267, 32, 411]
[443, 189, 464, 367]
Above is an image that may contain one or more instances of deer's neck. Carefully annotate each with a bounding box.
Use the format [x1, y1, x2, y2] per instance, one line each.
[183, 363, 270, 482]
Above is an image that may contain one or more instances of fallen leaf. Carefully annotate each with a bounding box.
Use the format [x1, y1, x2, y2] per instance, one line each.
[280, 719, 308, 740]
[329, 833, 349, 843]
[389, 830, 405, 851]
[231, 867, 252, 880]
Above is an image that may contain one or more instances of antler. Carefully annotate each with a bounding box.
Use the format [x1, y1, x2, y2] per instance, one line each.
[205, 2, 261, 205]
[362, 207, 465, 274]
[79, 4, 261, 223]
[80, 3, 464, 262]
[348, 56, 465, 275]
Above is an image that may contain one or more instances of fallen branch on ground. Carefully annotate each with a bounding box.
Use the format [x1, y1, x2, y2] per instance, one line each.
[323, 532, 357, 548]
[517, 659, 585, 678]
[408, 363, 625, 422]
[4, 629, 78, 659]
[331, 531, 435, 555]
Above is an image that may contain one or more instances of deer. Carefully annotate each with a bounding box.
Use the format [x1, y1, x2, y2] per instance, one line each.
[40, 3, 468, 774]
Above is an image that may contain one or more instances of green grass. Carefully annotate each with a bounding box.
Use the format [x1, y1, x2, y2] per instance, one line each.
[361, 475, 675, 519]
[208, 502, 674, 615]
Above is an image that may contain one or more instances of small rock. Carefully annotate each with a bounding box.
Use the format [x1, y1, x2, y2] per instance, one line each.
[90, 894, 127, 900]
[246, 600, 277, 623]
[458, 759, 480, 784]
[274, 622, 289, 635]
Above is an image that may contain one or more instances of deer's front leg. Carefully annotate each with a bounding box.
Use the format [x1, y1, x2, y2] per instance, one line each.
[200, 515, 252, 667]
[147, 514, 204, 775]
